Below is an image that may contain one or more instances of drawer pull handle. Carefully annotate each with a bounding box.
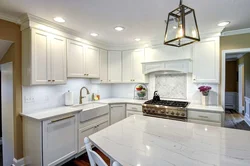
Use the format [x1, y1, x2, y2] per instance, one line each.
[111, 106, 124, 108]
[198, 115, 209, 119]
[49, 115, 74, 124]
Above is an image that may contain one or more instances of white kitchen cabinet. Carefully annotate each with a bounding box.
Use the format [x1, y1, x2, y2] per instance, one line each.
[99, 49, 108, 83]
[67, 39, 100, 78]
[110, 104, 126, 125]
[108, 51, 122, 83]
[126, 104, 143, 117]
[122, 49, 146, 83]
[85, 45, 100, 78]
[187, 109, 223, 127]
[43, 115, 78, 166]
[22, 28, 67, 85]
[67, 40, 85, 77]
[192, 37, 220, 83]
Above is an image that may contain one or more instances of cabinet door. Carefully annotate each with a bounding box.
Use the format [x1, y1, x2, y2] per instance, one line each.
[67, 40, 84, 77]
[31, 29, 51, 84]
[108, 51, 122, 82]
[43, 115, 77, 166]
[122, 50, 133, 82]
[85, 46, 100, 78]
[110, 104, 126, 125]
[193, 38, 220, 83]
[50, 35, 67, 84]
[132, 49, 145, 82]
[78, 125, 96, 152]
[99, 49, 108, 82]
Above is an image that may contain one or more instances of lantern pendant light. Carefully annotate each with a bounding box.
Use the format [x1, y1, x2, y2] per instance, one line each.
[164, 0, 200, 47]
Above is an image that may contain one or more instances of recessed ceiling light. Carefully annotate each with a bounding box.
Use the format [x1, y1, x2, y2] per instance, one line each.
[173, 26, 177, 29]
[135, 38, 141, 41]
[218, 21, 230, 27]
[53, 17, 65, 23]
[90, 33, 98, 37]
[114, 26, 124, 31]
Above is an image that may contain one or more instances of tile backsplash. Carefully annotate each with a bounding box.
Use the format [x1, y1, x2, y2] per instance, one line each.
[155, 74, 187, 99]
[111, 73, 219, 105]
[22, 78, 112, 113]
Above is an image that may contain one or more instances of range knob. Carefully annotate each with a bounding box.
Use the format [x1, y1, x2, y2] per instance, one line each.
[181, 113, 185, 116]
[171, 112, 175, 115]
[160, 110, 165, 113]
[176, 112, 180, 116]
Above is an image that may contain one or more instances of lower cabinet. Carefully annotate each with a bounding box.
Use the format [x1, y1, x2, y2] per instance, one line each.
[78, 114, 109, 153]
[43, 115, 78, 166]
[110, 104, 126, 125]
[23, 114, 78, 166]
[126, 104, 143, 117]
[187, 109, 223, 127]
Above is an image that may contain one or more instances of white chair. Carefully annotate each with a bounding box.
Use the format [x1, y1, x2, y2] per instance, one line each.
[84, 137, 121, 166]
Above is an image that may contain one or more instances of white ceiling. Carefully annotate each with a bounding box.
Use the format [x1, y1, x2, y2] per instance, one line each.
[0, 39, 12, 61]
[0, 0, 250, 46]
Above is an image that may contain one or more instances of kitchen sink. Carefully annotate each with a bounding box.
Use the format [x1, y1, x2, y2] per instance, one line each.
[73, 102, 109, 122]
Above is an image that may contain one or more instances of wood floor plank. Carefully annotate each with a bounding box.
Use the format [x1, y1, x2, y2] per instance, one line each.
[224, 109, 250, 131]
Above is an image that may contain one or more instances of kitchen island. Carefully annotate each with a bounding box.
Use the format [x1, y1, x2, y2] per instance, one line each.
[89, 115, 250, 166]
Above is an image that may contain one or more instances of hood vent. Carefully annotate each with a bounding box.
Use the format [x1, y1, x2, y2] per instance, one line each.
[142, 59, 192, 74]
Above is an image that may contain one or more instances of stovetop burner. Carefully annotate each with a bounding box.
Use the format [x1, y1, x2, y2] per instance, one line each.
[144, 100, 189, 108]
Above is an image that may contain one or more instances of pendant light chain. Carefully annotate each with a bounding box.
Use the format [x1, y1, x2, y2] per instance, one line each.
[179, 0, 183, 6]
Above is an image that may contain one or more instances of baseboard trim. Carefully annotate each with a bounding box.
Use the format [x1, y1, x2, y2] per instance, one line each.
[13, 158, 25, 166]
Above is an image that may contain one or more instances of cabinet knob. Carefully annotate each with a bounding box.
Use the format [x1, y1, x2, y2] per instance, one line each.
[48, 80, 51, 82]
[52, 80, 55, 82]
[100, 80, 103, 82]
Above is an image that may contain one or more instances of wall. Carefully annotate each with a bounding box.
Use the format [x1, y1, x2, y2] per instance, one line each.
[111, 73, 219, 105]
[0, 19, 22, 160]
[23, 79, 112, 113]
[225, 61, 237, 92]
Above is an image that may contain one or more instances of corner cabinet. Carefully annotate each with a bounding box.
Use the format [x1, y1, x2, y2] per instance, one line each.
[192, 37, 220, 84]
[22, 28, 67, 85]
[122, 49, 146, 83]
[67, 39, 100, 78]
[108, 51, 122, 83]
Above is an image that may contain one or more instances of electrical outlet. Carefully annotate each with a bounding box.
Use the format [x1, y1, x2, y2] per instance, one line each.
[24, 96, 35, 103]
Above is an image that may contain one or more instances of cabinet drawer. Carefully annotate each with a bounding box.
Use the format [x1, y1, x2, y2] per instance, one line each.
[188, 110, 221, 123]
[126, 111, 143, 117]
[188, 119, 221, 127]
[126, 104, 142, 112]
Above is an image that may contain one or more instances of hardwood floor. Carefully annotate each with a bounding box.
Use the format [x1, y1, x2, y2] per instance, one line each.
[63, 148, 110, 166]
[224, 109, 250, 131]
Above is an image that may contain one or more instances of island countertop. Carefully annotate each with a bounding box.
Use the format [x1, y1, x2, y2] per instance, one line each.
[89, 115, 250, 166]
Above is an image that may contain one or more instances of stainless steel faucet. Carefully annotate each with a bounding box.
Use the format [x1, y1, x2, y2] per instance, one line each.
[79, 87, 90, 104]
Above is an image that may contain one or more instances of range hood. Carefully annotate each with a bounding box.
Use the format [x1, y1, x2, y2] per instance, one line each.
[141, 59, 192, 74]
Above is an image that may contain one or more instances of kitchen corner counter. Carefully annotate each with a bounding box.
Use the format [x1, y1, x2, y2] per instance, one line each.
[187, 104, 224, 113]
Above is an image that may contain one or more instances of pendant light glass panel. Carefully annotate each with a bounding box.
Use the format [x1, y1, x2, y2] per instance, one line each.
[164, 4, 200, 47]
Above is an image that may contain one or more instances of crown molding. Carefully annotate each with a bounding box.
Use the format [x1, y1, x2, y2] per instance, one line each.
[221, 28, 250, 36]
[0, 12, 20, 24]
[19, 13, 224, 50]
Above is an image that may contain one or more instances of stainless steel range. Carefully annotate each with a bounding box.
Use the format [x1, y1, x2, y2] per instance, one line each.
[142, 91, 189, 121]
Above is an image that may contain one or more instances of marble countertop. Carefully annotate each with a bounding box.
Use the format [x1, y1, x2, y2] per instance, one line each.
[90, 115, 250, 166]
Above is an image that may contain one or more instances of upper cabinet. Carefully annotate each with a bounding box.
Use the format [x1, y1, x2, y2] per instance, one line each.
[108, 51, 122, 83]
[145, 45, 192, 62]
[192, 37, 220, 84]
[22, 28, 67, 85]
[122, 49, 146, 83]
[99, 49, 108, 83]
[67, 39, 100, 78]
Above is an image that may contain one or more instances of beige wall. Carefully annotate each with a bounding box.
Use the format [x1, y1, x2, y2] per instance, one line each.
[0, 19, 22, 159]
[220, 33, 250, 105]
